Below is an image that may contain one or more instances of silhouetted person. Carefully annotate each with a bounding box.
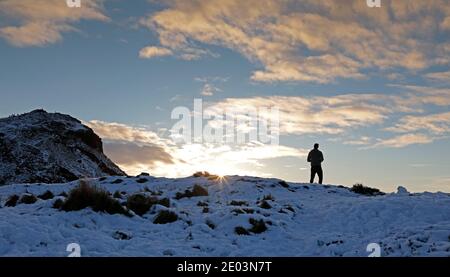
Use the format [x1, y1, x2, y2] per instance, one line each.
[307, 143, 324, 184]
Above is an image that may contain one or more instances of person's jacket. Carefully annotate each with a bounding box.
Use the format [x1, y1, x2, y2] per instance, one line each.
[307, 149, 324, 166]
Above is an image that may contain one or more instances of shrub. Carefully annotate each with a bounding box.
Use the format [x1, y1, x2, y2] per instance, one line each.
[175, 184, 208, 199]
[192, 184, 208, 196]
[153, 210, 178, 224]
[351, 184, 385, 196]
[111, 179, 123, 184]
[38, 190, 54, 200]
[126, 194, 157, 216]
[126, 194, 170, 216]
[262, 194, 275, 201]
[53, 199, 64, 209]
[249, 218, 267, 234]
[60, 180, 129, 216]
[229, 200, 248, 206]
[206, 219, 216, 229]
[259, 200, 272, 209]
[279, 180, 289, 188]
[136, 178, 149, 184]
[197, 201, 209, 207]
[193, 171, 210, 177]
[19, 194, 38, 204]
[157, 198, 170, 208]
[113, 191, 122, 199]
[5, 195, 19, 207]
[235, 226, 250, 235]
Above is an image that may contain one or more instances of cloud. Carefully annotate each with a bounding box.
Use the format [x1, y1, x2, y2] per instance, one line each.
[206, 94, 392, 135]
[344, 136, 373, 146]
[139, 46, 173, 59]
[195, 76, 227, 96]
[425, 71, 450, 83]
[0, 0, 109, 47]
[85, 120, 166, 145]
[200, 83, 221, 96]
[142, 0, 450, 83]
[103, 142, 174, 167]
[371, 134, 434, 148]
[386, 112, 450, 135]
[86, 119, 307, 177]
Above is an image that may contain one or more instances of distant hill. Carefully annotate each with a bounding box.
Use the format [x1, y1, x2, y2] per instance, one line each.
[0, 109, 125, 185]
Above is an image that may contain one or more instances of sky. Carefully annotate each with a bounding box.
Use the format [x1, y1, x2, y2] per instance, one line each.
[1, 0, 450, 192]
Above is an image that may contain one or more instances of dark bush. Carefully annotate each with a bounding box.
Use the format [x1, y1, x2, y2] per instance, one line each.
[249, 218, 267, 234]
[38, 190, 54, 200]
[126, 194, 170, 216]
[19, 194, 38, 204]
[235, 226, 250, 235]
[111, 179, 123, 184]
[113, 191, 122, 199]
[157, 198, 170, 208]
[193, 171, 210, 177]
[60, 180, 129, 216]
[53, 199, 64, 209]
[192, 184, 208, 196]
[5, 195, 19, 207]
[175, 184, 208, 199]
[279, 180, 289, 188]
[206, 219, 216, 229]
[229, 200, 248, 206]
[136, 178, 148, 184]
[197, 201, 209, 207]
[259, 200, 272, 209]
[262, 194, 275, 201]
[126, 194, 157, 216]
[351, 184, 385, 196]
[153, 210, 178, 224]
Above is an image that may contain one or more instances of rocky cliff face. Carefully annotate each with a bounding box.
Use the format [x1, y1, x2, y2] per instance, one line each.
[0, 109, 126, 185]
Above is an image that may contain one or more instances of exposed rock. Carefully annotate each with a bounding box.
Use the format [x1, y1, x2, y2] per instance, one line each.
[0, 109, 125, 185]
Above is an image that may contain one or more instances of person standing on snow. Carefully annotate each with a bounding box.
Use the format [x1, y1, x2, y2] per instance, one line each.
[307, 143, 324, 184]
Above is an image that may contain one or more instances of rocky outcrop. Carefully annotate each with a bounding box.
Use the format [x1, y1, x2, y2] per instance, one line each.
[0, 109, 126, 185]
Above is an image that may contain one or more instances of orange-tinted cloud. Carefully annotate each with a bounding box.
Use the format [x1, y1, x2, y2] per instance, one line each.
[141, 0, 450, 83]
[0, 0, 108, 46]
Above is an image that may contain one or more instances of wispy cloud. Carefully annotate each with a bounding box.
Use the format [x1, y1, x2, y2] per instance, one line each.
[386, 112, 450, 135]
[141, 0, 450, 83]
[139, 46, 173, 59]
[86, 119, 306, 177]
[0, 0, 109, 47]
[195, 76, 228, 96]
[371, 133, 434, 148]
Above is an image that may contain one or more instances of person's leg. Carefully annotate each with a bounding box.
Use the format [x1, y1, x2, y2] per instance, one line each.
[318, 166, 323, 184]
[310, 166, 316, 183]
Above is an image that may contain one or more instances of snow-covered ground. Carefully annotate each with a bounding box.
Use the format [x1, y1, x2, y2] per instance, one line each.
[0, 175, 449, 257]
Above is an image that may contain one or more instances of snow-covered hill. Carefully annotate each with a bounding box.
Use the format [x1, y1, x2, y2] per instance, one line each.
[0, 175, 449, 257]
[0, 109, 125, 185]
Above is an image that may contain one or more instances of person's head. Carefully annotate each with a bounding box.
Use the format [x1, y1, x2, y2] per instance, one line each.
[314, 143, 319, 149]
